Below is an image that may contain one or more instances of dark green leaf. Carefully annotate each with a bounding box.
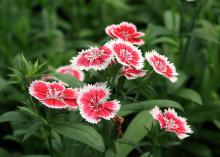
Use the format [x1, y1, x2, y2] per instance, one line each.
[51, 72, 83, 88]
[187, 105, 220, 123]
[175, 88, 202, 105]
[23, 121, 44, 141]
[0, 148, 11, 157]
[118, 99, 183, 116]
[116, 111, 153, 157]
[0, 111, 27, 123]
[53, 123, 105, 152]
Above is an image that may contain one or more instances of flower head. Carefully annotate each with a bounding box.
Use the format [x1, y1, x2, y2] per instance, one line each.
[149, 106, 193, 139]
[105, 22, 145, 45]
[121, 66, 146, 80]
[29, 80, 78, 109]
[145, 50, 178, 82]
[71, 46, 114, 71]
[77, 83, 120, 124]
[107, 39, 144, 69]
[56, 65, 85, 81]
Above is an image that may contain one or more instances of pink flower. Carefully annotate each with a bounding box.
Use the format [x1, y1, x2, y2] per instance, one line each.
[121, 66, 146, 80]
[77, 83, 120, 124]
[150, 106, 193, 139]
[71, 46, 114, 71]
[56, 65, 85, 81]
[29, 80, 78, 109]
[145, 50, 178, 82]
[105, 22, 145, 45]
[107, 39, 144, 69]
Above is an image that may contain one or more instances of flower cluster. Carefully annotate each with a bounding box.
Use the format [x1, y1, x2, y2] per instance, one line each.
[28, 22, 192, 139]
[29, 81, 120, 124]
[71, 21, 178, 82]
[150, 106, 193, 139]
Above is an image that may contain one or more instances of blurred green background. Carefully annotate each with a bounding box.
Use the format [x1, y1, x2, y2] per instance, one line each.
[0, 0, 220, 157]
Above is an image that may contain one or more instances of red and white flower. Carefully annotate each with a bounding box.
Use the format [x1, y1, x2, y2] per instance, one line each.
[105, 22, 145, 45]
[71, 46, 114, 71]
[77, 83, 120, 124]
[107, 39, 144, 69]
[121, 66, 146, 80]
[29, 80, 78, 109]
[145, 50, 178, 82]
[57, 65, 84, 81]
[150, 106, 193, 139]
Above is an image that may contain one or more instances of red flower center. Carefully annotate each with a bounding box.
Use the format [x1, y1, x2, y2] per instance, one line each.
[120, 49, 133, 61]
[85, 49, 104, 61]
[155, 61, 167, 73]
[165, 118, 179, 130]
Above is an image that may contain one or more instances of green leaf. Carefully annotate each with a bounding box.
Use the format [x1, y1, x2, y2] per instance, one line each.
[51, 72, 83, 88]
[183, 142, 212, 157]
[0, 148, 11, 157]
[18, 107, 48, 124]
[118, 99, 183, 116]
[0, 111, 27, 123]
[53, 123, 105, 152]
[116, 111, 153, 157]
[175, 88, 202, 105]
[140, 152, 151, 157]
[23, 121, 44, 141]
[186, 105, 220, 123]
[105, 147, 117, 157]
[151, 36, 178, 47]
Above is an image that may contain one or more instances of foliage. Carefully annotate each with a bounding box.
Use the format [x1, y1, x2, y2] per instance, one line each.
[0, 0, 220, 157]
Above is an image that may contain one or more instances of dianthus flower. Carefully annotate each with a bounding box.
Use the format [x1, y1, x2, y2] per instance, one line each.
[150, 106, 193, 139]
[145, 50, 178, 82]
[107, 39, 144, 69]
[71, 46, 114, 71]
[29, 80, 78, 109]
[77, 83, 120, 124]
[105, 22, 145, 45]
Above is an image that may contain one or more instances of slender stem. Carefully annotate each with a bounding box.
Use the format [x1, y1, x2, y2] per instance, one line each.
[180, 0, 207, 69]
[47, 127, 55, 157]
[46, 110, 54, 157]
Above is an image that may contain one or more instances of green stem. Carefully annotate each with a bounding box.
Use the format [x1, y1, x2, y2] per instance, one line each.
[180, 0, 207, 69]
[46, 110, 54, 156]
[47, 127, 55, 157]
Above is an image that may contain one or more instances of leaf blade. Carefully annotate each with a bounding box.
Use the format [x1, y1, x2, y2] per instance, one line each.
[53, 123, 105, 152]
[118, 99, 183, 116]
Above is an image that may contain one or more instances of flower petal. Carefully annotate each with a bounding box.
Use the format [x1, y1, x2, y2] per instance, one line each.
[121, 66, 146, 80]
[149, 106, 166, 128]
[41, 98, 67, 108]
[98, 100, 120, 120]
[29, 80, 49, 100]
[62, 88, 78, 108]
